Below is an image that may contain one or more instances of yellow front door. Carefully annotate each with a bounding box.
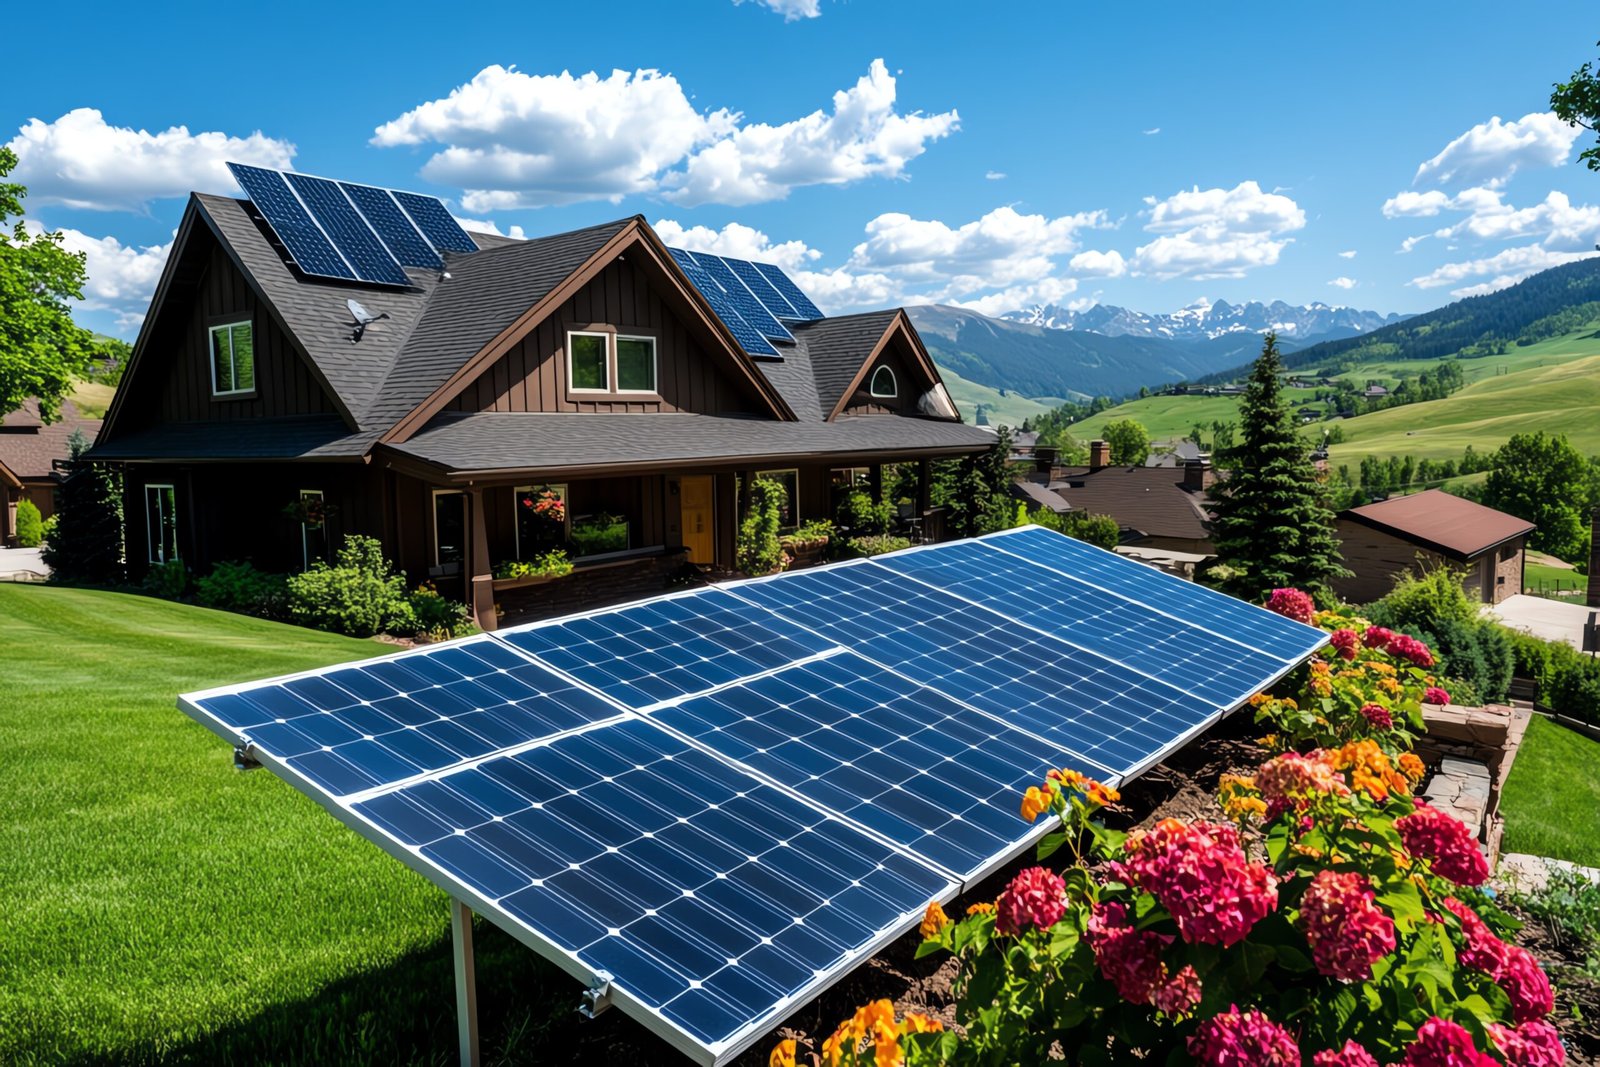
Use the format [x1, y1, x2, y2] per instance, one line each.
[680, 475, 715, 565]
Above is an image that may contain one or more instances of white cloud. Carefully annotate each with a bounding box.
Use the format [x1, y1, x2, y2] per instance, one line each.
[1131, 181, 1305, 279]
[984, 170, 1006, 180]
[847, 205, 1108, 286]
[1408, 243, 1598, 291]
[1399, 234, 1429, 254]
[732, 0, 820, 19]
[373, 59, 956, 210]
[948, 277, 1082, 318]
[1067, 248, 1127, 277]
[455, 217, 526, 240]
[25, 222, 172, 330]
[1143, 127, 1161, 136]
[1383, 189, 1453, 218]
[6, 108, 293, 212]
[1413, 111, 1581, 188]
[651, 218, 819, 271]
[1328, 276, 1357, 289]
[1338, 249, 1357, 258]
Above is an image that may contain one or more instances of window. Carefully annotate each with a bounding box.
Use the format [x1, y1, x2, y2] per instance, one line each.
[209, 321, 255, 396]
[567, 332, 610, 392]
[869, 364, 898, 398]
[757, 469, 800, 530]
[145, 484, 178, 564]
[298, 489, 328, 570]
[432, 489, 465, 569]
[616, 335, 657, 393]
[570, 512, 630, 557]
[514, 484, 568, 558]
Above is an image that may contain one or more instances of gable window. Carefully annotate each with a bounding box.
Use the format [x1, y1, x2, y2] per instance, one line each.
[209, 321, 255, 397]
[869, 365, 898, 399]
[145, 483, 178, 564]
[616, 335, 657, 393]
[567, 330, 658, 396]
[568, 332, 609, 391]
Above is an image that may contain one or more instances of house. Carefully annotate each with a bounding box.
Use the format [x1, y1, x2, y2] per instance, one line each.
[0, 399, 101, 545]
[1021, 439, 1217, 555]
[1334, 489, 1535, 605]
[1363, 384, 1389, 399]
[89, 171, 991, 629]
[1144, 439, 1208, 468]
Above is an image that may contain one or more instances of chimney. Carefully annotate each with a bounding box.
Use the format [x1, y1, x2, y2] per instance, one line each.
[1588, 507, 1600, 608]
[1089, 439, 1111, 471]
[1182, 457, 1214, 492]
[1034, 446, 1058, 475]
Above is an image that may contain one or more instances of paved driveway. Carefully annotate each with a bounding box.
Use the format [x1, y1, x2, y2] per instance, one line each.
[1485, 593, 1596, 652]
[0, 547, 47, 580]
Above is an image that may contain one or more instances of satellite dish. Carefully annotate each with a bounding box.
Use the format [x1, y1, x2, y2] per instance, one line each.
[346, 298, 390, 342]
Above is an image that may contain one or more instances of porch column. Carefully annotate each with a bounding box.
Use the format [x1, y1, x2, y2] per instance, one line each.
[466, 487, 496, 633]
[869, 464, 884, 504]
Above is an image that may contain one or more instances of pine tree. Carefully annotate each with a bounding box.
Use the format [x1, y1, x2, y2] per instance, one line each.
[41, 428, 124, 584]
[1209, 333, 1348, 599]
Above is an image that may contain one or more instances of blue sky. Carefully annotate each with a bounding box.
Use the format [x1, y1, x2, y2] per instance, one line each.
[8, 0, 1598, 337]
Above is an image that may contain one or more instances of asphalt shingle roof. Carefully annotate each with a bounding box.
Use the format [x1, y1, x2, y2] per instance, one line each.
[1341, 489, 1535, 560]
[792, 311, 899, 417]
[87, 415, 372, 461]
[0, 400, 100, 481]
[1049, 465, 1214, 542]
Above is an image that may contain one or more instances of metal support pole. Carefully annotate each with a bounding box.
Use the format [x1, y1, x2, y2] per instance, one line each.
[451, 898, 480, 1067]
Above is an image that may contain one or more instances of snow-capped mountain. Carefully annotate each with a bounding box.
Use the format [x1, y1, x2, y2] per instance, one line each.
[1004, 298, 1406, 341]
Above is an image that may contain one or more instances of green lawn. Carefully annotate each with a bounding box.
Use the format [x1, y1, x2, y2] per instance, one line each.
[1521, 561, 1587, 600]
[1500, 714, 1600, 869]
[0, 585, 629, 1065]
[1061, 394, 1246, 444]
[940, 365, 1065, 428]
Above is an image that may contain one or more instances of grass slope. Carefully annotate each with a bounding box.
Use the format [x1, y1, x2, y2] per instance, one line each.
[1054, 395, 1247, 444]
[67, 380, 116, 419]
[1500, 715, 1600, 868]
[939, 365, 1063, 428]
[0, 586, 640, 1065]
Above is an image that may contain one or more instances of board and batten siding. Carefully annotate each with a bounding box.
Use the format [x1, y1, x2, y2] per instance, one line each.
[840, 346, 919, 417]
[447, 258, 762, 417]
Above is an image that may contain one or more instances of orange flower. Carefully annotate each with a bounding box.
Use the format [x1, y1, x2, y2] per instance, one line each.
[1249, 692, 1273, 708]
[1020, 784, 1056, 822]
[966, 901, 997, 917]
[1048, 767, 1088, 788]
[1085, 780, 1121, 806]
[859, 1000, 903, 1067]
[1399, 753, 1425, 782]
[900, 1012, 944, 1034]
[770, 1038, 797, 1067]
[919, 900, 950, 941]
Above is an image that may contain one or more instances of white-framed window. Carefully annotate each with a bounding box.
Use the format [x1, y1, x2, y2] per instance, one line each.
[209, 321, 255, 396]
[298, 489, 327, 571]
[145, 483, 178, 564]
[567, 330, 658, 396]
[514, 483, 568, 559]
[869, 364, 898, 398]
[756, 468, 800, 529]
[431, 489, 465, 569]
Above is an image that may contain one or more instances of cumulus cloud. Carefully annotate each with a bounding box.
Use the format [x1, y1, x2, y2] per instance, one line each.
[984, 170, 1006, 180]
[847, 205, 1108, 285]
[1408, 243, 1597, 293]
[1131, 181, 1305, 279]
[1339, 249, 1357, 258]
[732, 0, 821, 19]
[6, 108, 293, 212]
[25, 222, 172, 330]
[652, 218, 819, 270]
[455, 217, 526, 240]
[1328, 276, 1357, 289]
[1383, 189, 1453, 218]
[373, 59, 956, 210]
[1413, 111, 1581, 188]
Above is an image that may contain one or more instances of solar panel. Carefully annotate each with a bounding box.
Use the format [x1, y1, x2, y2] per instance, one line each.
[720, 256, 803, 322]
[184, 634, 624, 795]
[753, 261, 824, 321]
[285, 173, 412, 285]
[494, 589, 834, 710]
[666, 249, 781, 358]
[688, 253, 795, 343]
[341, 182, 445, 269]
[393, 190, 478, 254]
[228, 163, 357, 281]
[649, 651, 1081, 885]
[350, 718, 956, 1062]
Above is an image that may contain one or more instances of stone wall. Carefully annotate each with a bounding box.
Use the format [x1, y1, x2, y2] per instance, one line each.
[1416, 703, 1532, 869]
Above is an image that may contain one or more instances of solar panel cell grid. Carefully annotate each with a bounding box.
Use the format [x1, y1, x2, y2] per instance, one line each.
[667, 250, 782, 358]
[393, 190, 479, 253]
[228, 163, 356, 281]
[753, 261, 824, 320]
[284, 173, 412, 285]
[689, 253, 795, 342]
[720, 256, 801, 321]
[340, 182, 444, 269]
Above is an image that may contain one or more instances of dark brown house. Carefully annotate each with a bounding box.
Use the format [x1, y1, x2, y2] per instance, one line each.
[1334, 489, 1534, 605]
[1, 399, 100, 545]
[90, 183, 989, 628]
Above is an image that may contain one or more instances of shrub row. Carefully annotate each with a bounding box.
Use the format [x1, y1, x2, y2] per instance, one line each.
[1507, 628, 1600, 727]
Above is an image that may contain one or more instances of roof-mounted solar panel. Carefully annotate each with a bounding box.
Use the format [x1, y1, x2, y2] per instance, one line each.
[393, 190, 478, 254]
[688, 253, 795, 343]
[284, 173, 412, 285]
[667, 248, 780, 359]
[721, 255, 803, 322]
[228, 163, 358, 281]
[753, 261, 824, 321]
[340, 182, 445, 269]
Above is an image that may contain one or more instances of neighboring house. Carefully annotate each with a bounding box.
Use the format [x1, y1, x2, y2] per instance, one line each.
[1334, 489, 1534, 605]
[1017, 439, 1217, 555]
[1363, 384, 1389, 399]
[90, 176, 989, 628]
[1145, 439, 1207, 468]
[0, 399, 101, 545]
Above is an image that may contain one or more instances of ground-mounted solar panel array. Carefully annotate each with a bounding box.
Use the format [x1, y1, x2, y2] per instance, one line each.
[180, 526, 1326, 1065]
[665, 246, 824, 359]
[227, 162, 477, 285]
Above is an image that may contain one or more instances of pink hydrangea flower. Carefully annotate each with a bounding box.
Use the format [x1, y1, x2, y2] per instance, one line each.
[1425, 686, 1451, 706]
[1086, 902, 1201, 1015]
[1386, 632, 1436, 668]
[1329, 628, 1359, 661]
[1398, 1017, 1499, 1067]
[1257, 751, 1347, 810]
[1441, 898, 1554, 1024]
[1313, 1041, 1380, 1067]
[1265, 588, 1316, 624]
[1396, 803, 1489, 886]
[1123, 819, 1277, 946]
[994, 866, 1067, 935]
[1362, 625, 1394, 648]
[1297, 870, 1397, 982]
[1489, 1020, 1565, 1067]
[1187, 1005, 1301, 1066]
[1359, 702, 1394, 729]
[1151, 965, 1202, 1016]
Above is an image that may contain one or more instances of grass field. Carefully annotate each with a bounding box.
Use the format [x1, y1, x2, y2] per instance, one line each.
[1500, 715, 1600, 869]
[67, 380, 116, 418]
[0, 585, 648, 1065]
[1056, 394, 1245, 444]
[940, 366, 1064, 428]
[1522, 561, 1588, 599]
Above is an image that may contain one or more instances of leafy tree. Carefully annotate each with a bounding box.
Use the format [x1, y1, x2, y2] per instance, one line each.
[41, 428, 123, 584]
[14, 498, 42, 547]
[1482, 431, 1590, 561]
[1208, 333, 1349, 599]
[1101, 419, 1151, 466]
[0, 146, 99, 421]
[1029, 505, 1121, 549]
[1552, 41, 1600, 171]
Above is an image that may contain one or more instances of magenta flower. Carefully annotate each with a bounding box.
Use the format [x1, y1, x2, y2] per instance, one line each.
[1264, 588, 1316, 624]
[1425, 686, 1451, 706]
[1488, 1019, 1565, 1066]
[1359, 702, 1394, 730]
[994, 866, 1067, 935]
[1397, 1017, 1498, 1067]
[1187, 1005, 1301, 1067]
[1329, 628, 1359, 661]
[1123, 820, 1277, 946]
[1297, 870, 1396, 982]
[1397, 803, 1489, 886]
[1313, 1041, 1380, 1067]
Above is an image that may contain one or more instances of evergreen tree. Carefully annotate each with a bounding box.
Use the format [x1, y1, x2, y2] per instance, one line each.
[1208, 333, 1348, 599]
[945, 429, 1014, 537]
[41, 428, 124, 584]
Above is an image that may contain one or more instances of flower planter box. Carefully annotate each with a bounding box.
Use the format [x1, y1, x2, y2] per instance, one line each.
[490, 571, 567, 593]
[779, 535, 830, 570]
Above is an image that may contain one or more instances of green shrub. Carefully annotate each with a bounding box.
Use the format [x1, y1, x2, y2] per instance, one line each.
[1028, 506, 1121, 550]
[14, 498, 42, 547]
[1366, 567, 1512, 702]
[1507, 628, 1600, 726]
[286, 535, 414, 637]
[737, 477, 786, 576]
[1371, 564, 1479, 629]
[39, 514, 57, 546]
[790, 518, 836, 542]
[569, 514, 629, 556]
[836, 490, 894, 536]
[1439, 675, 1483, 709]
[407, 583, 475, 640]
[195, 561, 288, 618]
[1507, 863, 1600, 975]
[1420, 617, 1513, 704]
[845, 534, 911, 558]
[494, 549, 574, 580]
[140, 559, 188, 600]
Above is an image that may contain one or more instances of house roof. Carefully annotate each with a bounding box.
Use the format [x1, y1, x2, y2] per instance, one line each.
[792, 312, 901, 417]
[86, 415, 372, 462]
[1010, 479, 1072, 514]
[0, 399, 100, 481]
[1340, 489, 1535, 560]
[1050, 465, 1213, 542]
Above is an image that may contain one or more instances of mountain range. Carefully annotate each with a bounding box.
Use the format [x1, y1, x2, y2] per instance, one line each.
[1002, 298, 1406, 343]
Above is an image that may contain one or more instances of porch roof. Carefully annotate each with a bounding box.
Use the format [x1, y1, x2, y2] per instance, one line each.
[86, 415, 377, 462]
[379, 410, 993, 480]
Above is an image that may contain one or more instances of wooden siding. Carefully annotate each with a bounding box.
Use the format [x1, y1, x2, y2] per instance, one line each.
[840, 339, 921, 417]
[1334, 518, 1523, 605]
[447, 258, 761, 416]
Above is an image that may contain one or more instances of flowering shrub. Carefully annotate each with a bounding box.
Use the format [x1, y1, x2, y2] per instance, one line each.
[787, 590, 1565, 1067]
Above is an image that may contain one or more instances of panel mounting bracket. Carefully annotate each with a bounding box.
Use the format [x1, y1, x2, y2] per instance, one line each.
[233, 744, 261, 771]
[578, 971, 614, 1019]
